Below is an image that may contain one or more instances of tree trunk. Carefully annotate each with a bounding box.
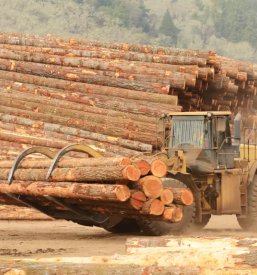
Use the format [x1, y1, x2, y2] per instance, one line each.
[0, 113, 152, 152]
[141, 199, 164, 215]
[150, 159, 167, 177]
[0, 165, 141, 182]
[132, 176, 163, 199]
[0, 59, 171, 94]
[0, 157, 131, 169]
[0, 181, 131, 202]
[162, 206, 183, 223]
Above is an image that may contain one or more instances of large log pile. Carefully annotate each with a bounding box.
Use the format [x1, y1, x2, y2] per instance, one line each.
[0, 156, 193, 223]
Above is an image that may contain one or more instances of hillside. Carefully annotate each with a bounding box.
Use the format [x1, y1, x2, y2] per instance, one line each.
[0, 0, 256, 62]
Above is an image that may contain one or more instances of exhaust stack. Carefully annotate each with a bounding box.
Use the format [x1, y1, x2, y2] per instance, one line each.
[234, 113, 241, 144]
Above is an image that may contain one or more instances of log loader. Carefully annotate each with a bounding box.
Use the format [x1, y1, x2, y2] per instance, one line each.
[1, 111, 257, 236]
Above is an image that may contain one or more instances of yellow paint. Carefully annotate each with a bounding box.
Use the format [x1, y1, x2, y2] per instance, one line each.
[240, 144, 257, 160]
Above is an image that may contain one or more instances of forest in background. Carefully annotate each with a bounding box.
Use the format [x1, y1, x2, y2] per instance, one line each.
[0, 0, 256, 62]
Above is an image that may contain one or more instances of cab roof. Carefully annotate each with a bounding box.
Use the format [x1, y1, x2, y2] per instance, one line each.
[168, 111, 231, 116]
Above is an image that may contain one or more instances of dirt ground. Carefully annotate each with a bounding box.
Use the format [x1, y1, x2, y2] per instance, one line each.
[1, 215, 257, 259]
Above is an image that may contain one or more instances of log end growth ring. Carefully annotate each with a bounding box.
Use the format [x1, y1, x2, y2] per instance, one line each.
[122, 165, 141, 181]
[135, 160, 150, 176]
[116, 185, 131, 202]
[150, 159, 167, 178]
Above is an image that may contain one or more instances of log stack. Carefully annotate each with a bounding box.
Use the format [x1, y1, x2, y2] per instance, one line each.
[0, 156, 193, 223]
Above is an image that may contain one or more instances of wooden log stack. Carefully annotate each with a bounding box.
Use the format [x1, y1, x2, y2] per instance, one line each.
[0, 156, 193, 223]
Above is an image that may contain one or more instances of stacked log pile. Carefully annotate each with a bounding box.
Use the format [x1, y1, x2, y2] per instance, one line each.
[0, 156, 193, 223]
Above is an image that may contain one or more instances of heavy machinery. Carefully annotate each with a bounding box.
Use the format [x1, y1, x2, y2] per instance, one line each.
[102, 110, 257, 235]
[2, 111, 257, 236]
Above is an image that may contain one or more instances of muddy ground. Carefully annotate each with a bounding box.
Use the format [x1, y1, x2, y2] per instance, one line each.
[0, 215, 257, 259]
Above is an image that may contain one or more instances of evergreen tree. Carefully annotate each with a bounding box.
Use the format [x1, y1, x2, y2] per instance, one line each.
[159, 9, 178, 44]
[113, 0, 129, 28]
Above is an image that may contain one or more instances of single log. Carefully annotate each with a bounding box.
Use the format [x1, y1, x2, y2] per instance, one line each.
[0, 165, 141, 182]
[171, 188, 194, 206]
[0, 59, 171, 94]
[132, 176, 163, 199]
[0, 113, 152, 152]
[160, 188, 174, 205]
[142, 199, 164, 215]
[150, 159, 167, 177]
[132, 160, 150, 176]
[0, 105, 161, 147]
[128, 190, 147, 210]
[0, 181, 131, 202]
[0, 205, 53, 220]
[0, 157, 131, 169]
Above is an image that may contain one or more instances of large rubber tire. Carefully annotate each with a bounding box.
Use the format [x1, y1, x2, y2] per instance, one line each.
[194, 214, 211, 230]
[105, 218, 141, 233]
[237, 174, 257, 230]
[137, 179, 196, 236]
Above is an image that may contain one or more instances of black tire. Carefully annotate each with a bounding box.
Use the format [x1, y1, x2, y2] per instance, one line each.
[237, 174, 257, 230]
[104, 218, 141, 233]
[194, 214, 211, 230]
[137, 178, 196, 236]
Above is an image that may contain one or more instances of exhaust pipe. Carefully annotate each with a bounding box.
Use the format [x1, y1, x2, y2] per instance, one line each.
[234, 113, 241, 145]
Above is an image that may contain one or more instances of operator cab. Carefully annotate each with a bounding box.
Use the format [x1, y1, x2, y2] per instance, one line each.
[161, 112, 240, 174]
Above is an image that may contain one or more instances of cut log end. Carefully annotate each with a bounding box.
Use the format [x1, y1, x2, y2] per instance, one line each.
[173, 188, 194, 206]
[130, 190, 146, 210]
[115, 186, 131, 202]
[134, 160, 150, 176]
[142, 199, 164, 215]
[122, 165, 141, 181]
[138, 176, 163, 199]
[150, 159, 167, 178]
[120, 158, 132, 166]
[172, 208, 183, 223]
[160, 188, 174, 205]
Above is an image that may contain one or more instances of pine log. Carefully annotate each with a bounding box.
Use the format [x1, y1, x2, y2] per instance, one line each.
[0, 90, 157, 134]
[0, 59, 172, 94]
[0, 72, 177, 106]
[0, 32, 215, 61]
[0, 157, 131, 169]
[0, 165, 141, 182]
[132, 176, 163, 199]
[128, 190, 147, 210]
[0, 105, 161, 147]
[0, 80, 161, 124]
[0, 113, 152, 152]
[132, 160, 150, 176]
[171, 188, 194, 206]
[0, 45, 199, 75]
[142, 199, 164, 215]
[150, 159, 167, 177]
[160, 188, 174, 205]
[0, 205, 53, 220]
[0, 79, 181, 116]
[0, 181, 131, 202]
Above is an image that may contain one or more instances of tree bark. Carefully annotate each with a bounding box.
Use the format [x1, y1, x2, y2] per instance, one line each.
[0, 157, 132, 169]
[0, 165, 141, 182]
[0, 59, 171, 94]
[0, 90, 157, 134]
[132, 176, 163, 199]
[0, 113, 152, 152]
[0, 105, 162, 147]
[0, 181, 131, 202]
